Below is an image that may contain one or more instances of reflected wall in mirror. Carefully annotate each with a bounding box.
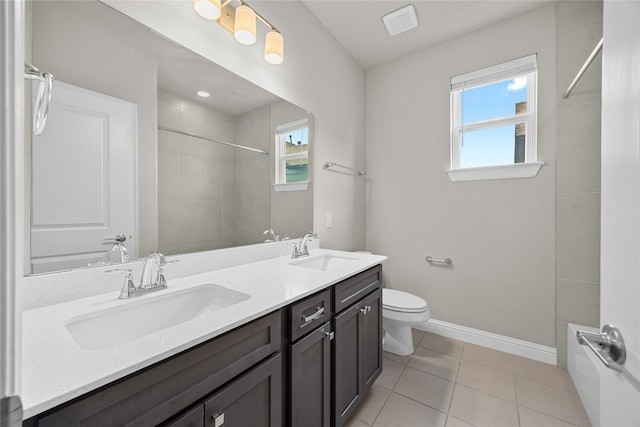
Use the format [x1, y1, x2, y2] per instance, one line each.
[26, 0, 313, 275]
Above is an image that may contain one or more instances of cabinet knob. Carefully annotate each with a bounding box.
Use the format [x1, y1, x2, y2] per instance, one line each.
[212, 413, 225, 427]
[324, 331, 335, 340]
[359, 305, 372, 315]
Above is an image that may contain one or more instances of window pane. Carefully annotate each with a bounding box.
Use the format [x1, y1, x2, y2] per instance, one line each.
[459, 123, 526, 168]
[461, 76, 528, 124]
[286, 158, 308, 183]
[284, 127, 308, 155]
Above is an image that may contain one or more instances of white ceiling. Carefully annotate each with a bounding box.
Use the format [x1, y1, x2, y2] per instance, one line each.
[303, 0, 552, 68]
[155, 38, 281, 116]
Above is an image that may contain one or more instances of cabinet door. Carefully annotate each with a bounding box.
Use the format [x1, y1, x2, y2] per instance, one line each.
[290, 322, 331, 427]
[204, 353, 282, 427]
[333, 302, 363, 427]
[361, 288, 382, 391]
[161, 403, 204, 427]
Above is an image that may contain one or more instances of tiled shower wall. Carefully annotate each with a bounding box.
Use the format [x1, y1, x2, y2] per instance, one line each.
[157, 91, 238, 253]
[555, 1, 603, 366]
[235, 106, 272, 247]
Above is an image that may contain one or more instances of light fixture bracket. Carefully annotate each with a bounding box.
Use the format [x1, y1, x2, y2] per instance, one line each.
[218, 3, 235, 34]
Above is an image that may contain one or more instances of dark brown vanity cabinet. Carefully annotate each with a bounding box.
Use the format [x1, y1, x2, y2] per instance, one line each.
[26, 264, 383, 427]
[288, 265, 383, 427]
[33, 311, 282, 427]
[333, 269, 383, 427]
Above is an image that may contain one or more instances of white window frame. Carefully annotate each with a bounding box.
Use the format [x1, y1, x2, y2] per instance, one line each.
[274, 118, 309, 191]
[448, 54, 543, 182]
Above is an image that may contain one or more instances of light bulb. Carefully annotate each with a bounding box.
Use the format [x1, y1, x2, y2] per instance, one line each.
[194, 0, 221, 20]
[234, 5, 257, 45]
[264, 30, 284, 65]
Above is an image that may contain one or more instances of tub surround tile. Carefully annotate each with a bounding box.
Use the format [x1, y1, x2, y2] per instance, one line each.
[556, 280, 600, 327]
[556, 237, 600, 283]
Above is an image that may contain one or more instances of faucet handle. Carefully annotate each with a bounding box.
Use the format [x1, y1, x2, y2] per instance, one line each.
[105, 268, 137, 299]
[158, 258, 179, 287]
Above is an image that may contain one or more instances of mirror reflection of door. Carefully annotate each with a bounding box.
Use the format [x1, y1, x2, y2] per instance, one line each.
[31, 81, 137, 274]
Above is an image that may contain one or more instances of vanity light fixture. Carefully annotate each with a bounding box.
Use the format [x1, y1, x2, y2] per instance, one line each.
[194, 0, 222, 20]
[197, 90, 211, 97]
[194, 0, 284, 64]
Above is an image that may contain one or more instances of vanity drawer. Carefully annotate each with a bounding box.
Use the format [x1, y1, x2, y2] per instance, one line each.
[290, 289, 332, 342]
[37, 311, 282, 427]
[333, 265, 382, 313]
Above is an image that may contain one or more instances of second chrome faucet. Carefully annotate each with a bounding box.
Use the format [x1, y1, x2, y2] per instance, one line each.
[106, 252, 178, 299]
[292, 232, 318, 259]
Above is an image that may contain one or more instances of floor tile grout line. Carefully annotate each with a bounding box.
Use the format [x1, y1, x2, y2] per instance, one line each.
[389, 388, 450, 420]
[517, 405, 582, 427]
[367, 386, 393, 427]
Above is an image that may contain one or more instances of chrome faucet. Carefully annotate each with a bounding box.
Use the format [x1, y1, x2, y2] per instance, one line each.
[105, 234, 129, 263]
[106, 252, 178, 299]
[263, 228, 279, 243]
[292, 232, 318, 258]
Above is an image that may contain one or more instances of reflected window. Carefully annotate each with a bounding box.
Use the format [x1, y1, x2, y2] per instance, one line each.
[275, 119, 309, 184]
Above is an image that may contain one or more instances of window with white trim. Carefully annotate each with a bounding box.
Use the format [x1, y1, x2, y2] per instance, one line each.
[449, 55, 541, 181]
[275, 118, 309, 187]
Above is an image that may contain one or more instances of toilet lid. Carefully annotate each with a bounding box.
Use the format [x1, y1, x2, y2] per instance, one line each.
[383, 289, 428, 312]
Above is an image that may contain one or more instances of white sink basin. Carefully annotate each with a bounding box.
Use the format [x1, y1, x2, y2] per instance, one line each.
[65, 284, 250, 351]
[290, 254, 358, 271]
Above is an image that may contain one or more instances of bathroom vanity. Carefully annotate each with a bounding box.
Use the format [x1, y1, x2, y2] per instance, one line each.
[21, 250, 385, 427]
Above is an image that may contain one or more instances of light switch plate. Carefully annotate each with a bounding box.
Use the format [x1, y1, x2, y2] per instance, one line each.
[326, 212, 333, 228]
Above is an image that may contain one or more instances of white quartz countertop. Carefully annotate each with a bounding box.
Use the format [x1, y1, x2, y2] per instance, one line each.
[21, 249, 387, 419]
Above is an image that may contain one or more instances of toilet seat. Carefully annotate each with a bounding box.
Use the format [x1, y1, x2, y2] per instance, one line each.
[383, 289, 428, 313]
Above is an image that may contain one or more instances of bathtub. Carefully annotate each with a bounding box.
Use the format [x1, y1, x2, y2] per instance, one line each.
[567, 323, 600, 426]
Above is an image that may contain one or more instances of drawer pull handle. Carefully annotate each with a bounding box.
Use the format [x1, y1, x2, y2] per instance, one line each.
[301, 306, 325, 325]
[213, 413, 225, 427]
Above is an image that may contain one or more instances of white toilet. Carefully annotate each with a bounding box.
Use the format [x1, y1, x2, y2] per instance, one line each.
[382, 288, 430, 356]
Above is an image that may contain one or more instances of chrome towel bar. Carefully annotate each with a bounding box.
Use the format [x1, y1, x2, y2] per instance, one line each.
[425, 256, 452, 265]
[324, 161, 366, 176]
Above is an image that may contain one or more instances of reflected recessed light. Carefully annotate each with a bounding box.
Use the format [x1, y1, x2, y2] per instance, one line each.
[197, 90, 210, 98]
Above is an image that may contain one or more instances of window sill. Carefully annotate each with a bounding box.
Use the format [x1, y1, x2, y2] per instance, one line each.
[273, 181, 310, 192]
[447, 162, 544, 182]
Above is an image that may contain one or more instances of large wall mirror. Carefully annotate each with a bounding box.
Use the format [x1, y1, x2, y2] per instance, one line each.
[26, 0, 313, 275]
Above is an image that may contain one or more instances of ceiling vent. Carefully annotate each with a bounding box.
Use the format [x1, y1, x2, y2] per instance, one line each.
[382, 4, 419, 37]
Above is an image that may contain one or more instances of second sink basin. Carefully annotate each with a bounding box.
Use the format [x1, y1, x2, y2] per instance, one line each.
[65, 284, 250, 351]
[290, 254, 358, 271]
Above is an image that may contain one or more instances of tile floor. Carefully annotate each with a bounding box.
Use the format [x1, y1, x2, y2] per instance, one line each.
[345, 329, 590, 427]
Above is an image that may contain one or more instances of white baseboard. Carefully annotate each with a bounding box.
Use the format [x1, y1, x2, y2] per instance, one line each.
[414, 319, 557, 365]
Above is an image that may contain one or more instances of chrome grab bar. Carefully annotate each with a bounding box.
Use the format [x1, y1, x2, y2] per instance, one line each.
[324, 161, 366, 176]
[576, 324, 626, 372]
[301, 306, 325, 325]
[562, 37, 603, 99]
[425, 256, 452, 265]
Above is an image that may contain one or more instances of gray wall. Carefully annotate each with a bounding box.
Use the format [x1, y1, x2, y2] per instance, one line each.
[32, 1, 158, 257]
[554, 1, 602, 366]
[157, 91, 237, 253]
[366, 5, 557, 347]
[106, 0, 366, 251]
